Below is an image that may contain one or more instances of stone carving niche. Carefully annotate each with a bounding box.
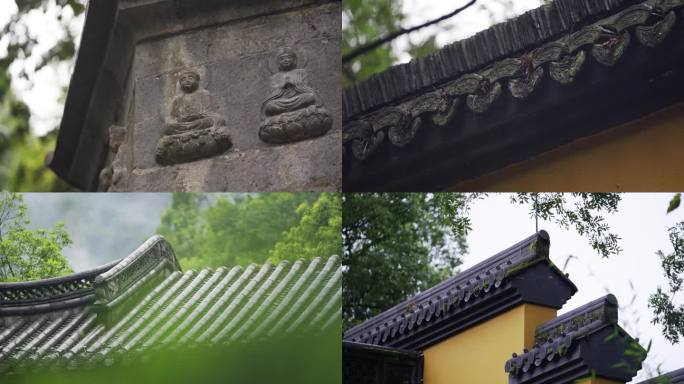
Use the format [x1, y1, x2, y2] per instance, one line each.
[155, 69, 232, 165]
[259, 47, 332, 144]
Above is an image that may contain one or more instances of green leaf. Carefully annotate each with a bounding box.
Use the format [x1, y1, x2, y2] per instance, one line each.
[667, 193, 681, 214]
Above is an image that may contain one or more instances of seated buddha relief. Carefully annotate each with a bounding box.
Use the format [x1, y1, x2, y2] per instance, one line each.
[156, 69, 232, 165]
[259, 47, 333, 144]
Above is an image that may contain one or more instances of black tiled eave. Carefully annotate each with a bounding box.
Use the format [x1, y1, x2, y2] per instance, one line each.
[506, 295, 645, 384]
[507, 326, 644, 384]
[344, 231, 577, 350]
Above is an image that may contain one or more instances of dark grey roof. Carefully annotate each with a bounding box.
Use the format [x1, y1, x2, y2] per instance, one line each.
[343, 0, 638, 119]
[0, 236, 340, 373]
[505, 294, 645, 384]
[343, 231, 577, 350]
[342, 0, 684, 191]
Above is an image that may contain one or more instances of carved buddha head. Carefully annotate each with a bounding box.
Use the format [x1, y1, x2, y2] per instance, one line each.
[277, 48, 297, 71]
[179, 70, 200, 93]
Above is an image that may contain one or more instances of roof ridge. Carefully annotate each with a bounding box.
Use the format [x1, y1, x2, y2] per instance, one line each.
[344, 231, 550, 337]
[534, 293, 618, 344]
[343, 231, 577, 349]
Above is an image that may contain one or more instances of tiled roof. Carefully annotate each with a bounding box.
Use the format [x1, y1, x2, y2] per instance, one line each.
[344, 0, 641, 119]
[344, 231, 577, 350]
[342, 0, 684, 191]
[0, 236, 340, 373]
[505, 294, 645, 384]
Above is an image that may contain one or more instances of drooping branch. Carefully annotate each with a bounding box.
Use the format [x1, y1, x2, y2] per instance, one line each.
[342, 0, 477, 64]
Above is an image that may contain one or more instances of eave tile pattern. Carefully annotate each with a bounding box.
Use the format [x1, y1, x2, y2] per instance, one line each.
[343, 0, 684, 162]
[344, 231, 576, 350]
[505, 294, 645, 383]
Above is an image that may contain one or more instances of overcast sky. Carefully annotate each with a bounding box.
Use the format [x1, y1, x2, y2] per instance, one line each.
[23, 193, 172, 270]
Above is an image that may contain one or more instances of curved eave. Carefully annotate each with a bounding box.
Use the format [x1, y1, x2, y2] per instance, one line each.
[0, 235, 179, 318]
[0, 261, 119, 316]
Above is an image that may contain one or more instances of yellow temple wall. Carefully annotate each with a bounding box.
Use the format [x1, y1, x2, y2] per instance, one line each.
[422, 304, 556, 384]
[450, 103, 684, 192]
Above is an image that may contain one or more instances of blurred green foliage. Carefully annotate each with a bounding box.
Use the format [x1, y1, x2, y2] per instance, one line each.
[158, 192, 342, 270]
[3, 325, 341, 384]
[0, 191, 72, 282]
[0, 0, 84, 191]
[342, 0, 440, 87]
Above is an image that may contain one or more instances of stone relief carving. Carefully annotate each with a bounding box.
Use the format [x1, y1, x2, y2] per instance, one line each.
[259, 47, 333, 144]
[156, 69, 232, 165]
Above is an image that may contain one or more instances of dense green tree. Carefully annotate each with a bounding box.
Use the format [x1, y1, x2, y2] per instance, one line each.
[157, 193, 341, 271]
[157, 193, 207, 267]
[343, 193, 622, 329]
[269, 193, 342, 262]
[0, 192, 72, 282]
[342, 193, 473, 329]
[649, 194, 684, 343]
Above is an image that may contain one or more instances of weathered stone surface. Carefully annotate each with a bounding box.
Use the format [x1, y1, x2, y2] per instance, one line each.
[122, 1, 341, 191]
[129, 129, 341, 192]
[155, 69, 233, 165]
[259, 48, 333, 144]
[51, 0, 341, 191]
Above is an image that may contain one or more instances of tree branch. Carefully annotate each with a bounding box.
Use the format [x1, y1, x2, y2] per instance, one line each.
[342, 0, 477, 64]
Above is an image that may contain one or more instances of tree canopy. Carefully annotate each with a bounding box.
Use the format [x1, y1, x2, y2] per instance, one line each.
[0, 192, 72, 282]
[157, 192, 341, 271]
[342, 193, 472, 329]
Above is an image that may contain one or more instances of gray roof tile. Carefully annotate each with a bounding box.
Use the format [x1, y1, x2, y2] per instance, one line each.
[0, 236, 340, 373]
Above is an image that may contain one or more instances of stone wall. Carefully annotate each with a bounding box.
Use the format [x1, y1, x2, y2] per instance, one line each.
[103, 0, 341, 191]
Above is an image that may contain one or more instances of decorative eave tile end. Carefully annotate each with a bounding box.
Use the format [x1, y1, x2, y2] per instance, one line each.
[342, 0, 684, 164]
